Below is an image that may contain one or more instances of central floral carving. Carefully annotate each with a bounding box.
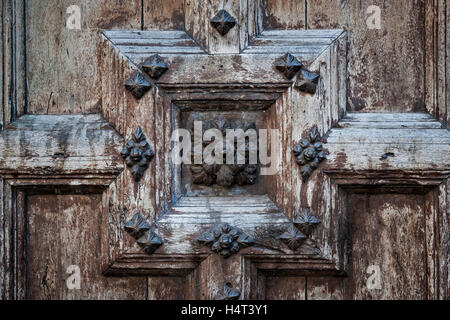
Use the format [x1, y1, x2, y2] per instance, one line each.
[198, 223, 255, 258]
[191, 118, 259, 188]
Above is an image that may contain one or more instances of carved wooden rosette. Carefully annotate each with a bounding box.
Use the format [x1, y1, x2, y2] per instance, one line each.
[125, 213, 163, 255]
[293, 126, 327, 182]
[191, 118, 259, 188]
[121, 127, 154, 182]
[198, 223, 255, 258]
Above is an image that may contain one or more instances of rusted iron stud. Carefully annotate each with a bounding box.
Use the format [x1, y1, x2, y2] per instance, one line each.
[275, 53, 303, 79]
[124, 71, 151, 99]
[278, 209, 321, 251]
[125, 213, 163, 255]
[211, 9, 237, 36]
[198, 223, 255, 258]
[293, 126, 327, 182]
[141, 54, 169, 79]
[296, 68, 320, 94]
[121, 127, 154, 182]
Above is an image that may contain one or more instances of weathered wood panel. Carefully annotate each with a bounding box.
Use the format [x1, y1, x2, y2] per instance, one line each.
[325, 113, 450, 175]
[26, 0, 141, 114]
[27, 194, 147, 299]
[308, 191, 430, 300]
[264, 276, 306, 300]
[264, 0, 305, 30]
[424, 0, 449, 127]
[307, 0, 425, 112]
[144, 0, 185, 30]
[2, 0, 26, 127]
[344, 192, 428, 299]
[185, 0, 240, 53]
[0, 115, 123, 178]
[306, 277, 343, 300]
[147, 277, 187, 300]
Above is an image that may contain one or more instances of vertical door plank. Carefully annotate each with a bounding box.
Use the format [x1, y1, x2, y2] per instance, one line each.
[264, 0, 306, 30]
[264, 276, 306, 300]
[26, 0, 142, 114]
[185, 0, 210, 52]
[306, 277, 343, 300]
[27, 194, 147, 300]
[2, 0, 26, 126]
[307, 0, 425, 112]
[143, 0, 185, 30]
[343, 193, 428, 299]
[148, 277, 187, 300]
[185, 0, 240, 53]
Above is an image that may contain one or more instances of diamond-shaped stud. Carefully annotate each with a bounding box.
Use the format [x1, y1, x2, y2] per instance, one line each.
[278, 224, 308, 251]
[293, 209, 321, 236]
[211, 9, 237, 36]
[216, 283, 241, 300]
[125, 213, 164, 255]
[295, 68, 320, 94]
[141, 54, 168, 79]
[275, 53, 303, 79]
[124, 213, 151, 239]
[136, 230, 164, 254]
[124, 71, 152, 99]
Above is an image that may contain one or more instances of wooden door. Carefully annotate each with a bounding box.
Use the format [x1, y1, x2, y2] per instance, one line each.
[0, 0, 448, 300]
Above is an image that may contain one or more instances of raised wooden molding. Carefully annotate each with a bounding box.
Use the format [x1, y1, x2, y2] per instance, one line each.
[2, 0, 448, 300]
[325, 113, 450, 176]
[0, 114, 123, 180]
[99, 21, 347, 277]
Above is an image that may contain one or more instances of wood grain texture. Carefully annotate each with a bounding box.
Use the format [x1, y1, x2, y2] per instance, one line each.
[344, 192, 428, 299]
[26, 0, 141, 114]
[325, 113, 450, 175]
[307, 0, 426, 112]
[264, 276, 306, 300]
[264, 0, 306, 30]
[147, 277, 187, 300]
[185, 0, 241, 54]
[2, 0, 26, 127]
[143, 0, 185, 30]
[26, 194, 147, 299]
[424, 0, 449, 127]
[0, 114, 123, 178]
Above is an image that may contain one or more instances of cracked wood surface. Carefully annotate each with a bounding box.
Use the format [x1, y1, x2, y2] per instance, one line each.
[1, 0, 449, 300]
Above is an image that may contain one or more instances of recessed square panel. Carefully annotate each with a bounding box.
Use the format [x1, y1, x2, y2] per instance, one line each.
[180, 110, 268, 197]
